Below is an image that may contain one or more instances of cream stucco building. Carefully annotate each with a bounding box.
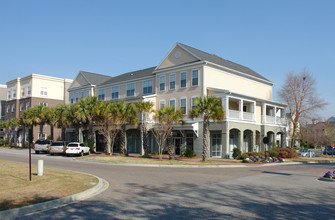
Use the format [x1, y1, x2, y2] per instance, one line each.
[68, 43, 287, 158]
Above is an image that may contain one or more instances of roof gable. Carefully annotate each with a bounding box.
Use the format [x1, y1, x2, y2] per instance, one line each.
[68, 71, 112, 90]
[156, 44, 200, 70]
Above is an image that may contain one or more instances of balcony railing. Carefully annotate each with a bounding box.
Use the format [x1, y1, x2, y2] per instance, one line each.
[276, 117, 286, 125]
[229, 110, 240, 120]
[266, 115, 275, 124]
[243, 112, 254, 121]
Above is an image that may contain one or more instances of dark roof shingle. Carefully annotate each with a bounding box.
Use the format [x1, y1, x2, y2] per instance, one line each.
[100, 67, 156, 86]
[80, 71, 112, 86]
[178, 43, 272, 83]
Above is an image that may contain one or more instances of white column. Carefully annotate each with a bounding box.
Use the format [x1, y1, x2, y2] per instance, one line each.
[239, 100, 243, 120]
[262, 103, 266, 124]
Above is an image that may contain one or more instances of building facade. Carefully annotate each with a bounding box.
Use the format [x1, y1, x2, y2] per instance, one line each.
[4, 74, 73, 146]
[68, 43, 287, 158]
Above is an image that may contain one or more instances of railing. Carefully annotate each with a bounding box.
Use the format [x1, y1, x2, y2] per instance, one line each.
[243, 112, 254, 121]
[266, 115, 275, 124]
[276, 117, 286, 125]
[229, 110, 240, 120]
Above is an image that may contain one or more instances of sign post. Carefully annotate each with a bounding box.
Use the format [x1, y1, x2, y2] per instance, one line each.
[331, 143, 334, 158]
[263, 137, 269, 158]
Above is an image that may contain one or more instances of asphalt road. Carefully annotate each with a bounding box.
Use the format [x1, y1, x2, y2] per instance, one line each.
[1, 148, 335, 220]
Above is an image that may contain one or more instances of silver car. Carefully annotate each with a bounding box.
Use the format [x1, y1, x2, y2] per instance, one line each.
[50, 141, 67, 155]
[34, 140, 52, 154]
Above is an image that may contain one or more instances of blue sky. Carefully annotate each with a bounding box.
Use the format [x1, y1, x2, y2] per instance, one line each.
[0, 0, 334, 119]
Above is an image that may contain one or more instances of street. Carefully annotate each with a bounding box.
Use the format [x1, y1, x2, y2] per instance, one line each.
[1, 148, 335, 220]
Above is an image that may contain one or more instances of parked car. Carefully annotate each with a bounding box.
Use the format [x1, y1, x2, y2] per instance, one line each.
[323, 148, 335, 155]
[65, 142, 90, 157]
[34, 139, 52, 154]
[49, 141, 67, 155]
[299, 149, 315, 157]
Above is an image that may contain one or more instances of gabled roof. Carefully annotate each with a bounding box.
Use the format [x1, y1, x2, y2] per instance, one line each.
[80, 71, 112, 86]
[177, 43, 272, 83]
[100, 67, 156, 86]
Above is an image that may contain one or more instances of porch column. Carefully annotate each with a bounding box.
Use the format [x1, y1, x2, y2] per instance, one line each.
[252, 132, 256, 152]
[253, 102, 256, 121]
[275, 107, 277, 125]
[239, 130, 243, 153]
[239, 100, 242, 120]
[262, 103, 266, 124]
[224, 97, 229, 120]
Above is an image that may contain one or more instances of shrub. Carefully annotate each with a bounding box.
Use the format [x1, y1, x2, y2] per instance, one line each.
[232, 148, 241, 159]
[181, 148, 196, 158]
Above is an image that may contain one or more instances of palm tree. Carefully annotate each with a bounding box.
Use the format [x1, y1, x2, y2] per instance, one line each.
[117, 101, 138, 155]
[75, 97, 101, 145]
[190, 96, 224, 161]
[54, 104, 69, 141]
[65, 103, 82, 142]
[44, 107, 58, 141]
[135, 101, 154, 158]
[31, 104, 48, 139]
[96, 101, 120, 154]
[153, 106, 184, 160]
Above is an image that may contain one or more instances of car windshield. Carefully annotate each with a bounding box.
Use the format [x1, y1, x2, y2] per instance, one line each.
[51, 142, 64, 146]
[68, 144, 78, 147]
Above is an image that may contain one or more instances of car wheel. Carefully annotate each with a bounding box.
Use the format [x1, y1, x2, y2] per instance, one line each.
[51, 153, 54, 156]
[35, 151, 39, 154]
[81, 151, 84, 157]
[66, 154, 70, 157]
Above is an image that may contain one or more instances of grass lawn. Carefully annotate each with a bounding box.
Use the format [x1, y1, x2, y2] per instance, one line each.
[0, 160, 98, 211]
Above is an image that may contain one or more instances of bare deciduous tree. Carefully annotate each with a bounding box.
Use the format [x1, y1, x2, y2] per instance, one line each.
[278, 69, 327, 148]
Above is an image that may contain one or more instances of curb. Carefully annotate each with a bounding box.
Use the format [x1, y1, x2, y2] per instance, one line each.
[0, 173, 109, 219]
[76, 158, 335, 168]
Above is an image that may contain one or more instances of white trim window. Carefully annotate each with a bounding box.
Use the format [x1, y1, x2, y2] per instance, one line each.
[127, 83, 135, 97]
[98, 89, 105, 100]
[7, 105, 10, 113]
[143, 79, 153, 95]
[169, 74, 176, 90]
[7, 91, 11, 99]
[159, 100, 165, 109]
[111, 86, 119, 100]
[180, 71, 187, 88]
[191, 96, 197, 110]
[159, 76, 165, 91]
[81, 91, 84, 98]
[21, 88, 25, 97]
[192, 69, 199, 86]
[13, 89, 16, 98]
[75, 92, 79, 102]
[40, 87, 48, 96]
[70, 93, 74, 104]
[40, 102, 48, 106]
[27, 86, 31, 95]
[20, 103, 24, 111]
[86, 89, 90, 97]
[169, 98, 176, 109]
[180, 97, 187, 114]
[12, 104, 15, 113]
[26, 102, 30, 109]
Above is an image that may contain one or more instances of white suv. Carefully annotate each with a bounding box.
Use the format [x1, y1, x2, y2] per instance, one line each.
[65, 142, 90, 157]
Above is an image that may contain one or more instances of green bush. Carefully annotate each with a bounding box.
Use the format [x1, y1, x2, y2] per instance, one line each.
[181, 148, 196, 158]
[232, 148, 242, 159]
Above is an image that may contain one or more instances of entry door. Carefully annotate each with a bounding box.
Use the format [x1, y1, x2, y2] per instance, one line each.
[127, 133, 137, 153]
[174, 138, 181, 155]
[229, 135, 234, 157]
[211, 133, 222, 158]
